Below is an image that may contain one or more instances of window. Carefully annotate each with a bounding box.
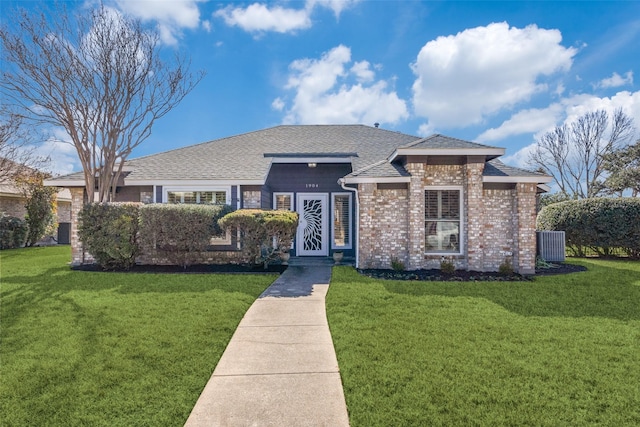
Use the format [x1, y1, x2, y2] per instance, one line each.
[167, 190, 227, 205]
[273, 193, 294, 211]
[332, 193, 352, 249]
[425, 188, 461, 253]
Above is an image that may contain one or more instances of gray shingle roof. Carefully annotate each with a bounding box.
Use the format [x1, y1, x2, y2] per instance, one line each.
[50, 125, 421, 183]
[346, 160, 411, 179]
[483, 159, 547, 178]
[400, 134, 502, 150]
[46, 126, 549, 185]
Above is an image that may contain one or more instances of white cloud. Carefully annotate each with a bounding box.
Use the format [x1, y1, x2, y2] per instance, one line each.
[271, 97, 285, 111]
[115, 0, 204, 45]
[214, 0, 360, 34]
[306, 0, 361, 17]
[411, 22, 577, 130]
[350, 61, 375, 83]
[476, 104, 564, 143]
[596, 71, 634, 89]
[501, 142, 538, 169]
[277, 45, 408, 126]
[202, 20, 211, 32]
[33, 129, 81, 176]
[215, 3, 312, 34]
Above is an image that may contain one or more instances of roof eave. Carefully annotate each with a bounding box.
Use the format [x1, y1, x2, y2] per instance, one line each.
[483, 176, 553, 184]
[389, 147, 506, 162]
[44, 178, 84, 187]
[341, 176, 411, 184]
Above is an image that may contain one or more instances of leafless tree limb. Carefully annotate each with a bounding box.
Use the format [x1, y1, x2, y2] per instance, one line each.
[1, 3, 204, 202]
[529, 108, 635, 198]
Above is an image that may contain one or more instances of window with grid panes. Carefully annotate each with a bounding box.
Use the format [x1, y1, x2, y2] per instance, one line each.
[425, 189, 461, 253]
[333, 193, 351, 248]
[166, 191, 227, 204]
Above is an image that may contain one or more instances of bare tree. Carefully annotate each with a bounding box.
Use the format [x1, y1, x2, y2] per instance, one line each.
[1, 4, 203, 202]
[0, 108, 48, 182]
[529, 109, 635, 198]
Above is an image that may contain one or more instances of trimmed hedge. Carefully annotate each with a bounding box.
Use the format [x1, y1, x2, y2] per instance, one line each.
[537, 198, 640, 258]
[78, 203, 142, 270]
[219, 209, 298, 267]
[0, 215, 28, 249]
[139, 204, 234, 268]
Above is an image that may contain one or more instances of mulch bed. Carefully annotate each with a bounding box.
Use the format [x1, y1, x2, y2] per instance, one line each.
[71, 263, 288, 274]
[358, 262, 587, 282]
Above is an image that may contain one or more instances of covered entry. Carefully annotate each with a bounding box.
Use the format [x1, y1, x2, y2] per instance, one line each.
[296, 193, 329, 256]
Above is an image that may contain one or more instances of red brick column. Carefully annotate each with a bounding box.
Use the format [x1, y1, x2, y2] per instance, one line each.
[406, 162, 425, 270]
[516, 183, 537, 275]
[69, 187, 85, 265]
[465, 161, 485, 271]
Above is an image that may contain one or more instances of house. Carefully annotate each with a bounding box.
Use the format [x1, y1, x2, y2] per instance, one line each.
[46, 125, 551, 274]
[0, 160, 72, 244]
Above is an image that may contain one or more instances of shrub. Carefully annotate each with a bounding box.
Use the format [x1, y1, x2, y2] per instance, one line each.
[498, 257, 514, 276]
[218, 209, 299, 267]
[440, 258, 455, 274]
[391, 257, 405, 271]
[537, 198, 640, 258]
[0, 214, 28, 249]
[23, 182, 57, 246]
[139, 204, 234, 268]
[78, 203, 141, 270]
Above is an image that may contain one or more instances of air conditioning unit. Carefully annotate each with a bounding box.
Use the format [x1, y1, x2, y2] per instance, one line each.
[537, 231, 565, 262]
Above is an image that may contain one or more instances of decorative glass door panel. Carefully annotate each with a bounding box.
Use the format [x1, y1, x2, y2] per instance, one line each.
[296, 193, 328, 256]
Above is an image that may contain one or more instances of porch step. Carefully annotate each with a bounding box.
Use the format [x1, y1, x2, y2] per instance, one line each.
[287, 256, 354, 267]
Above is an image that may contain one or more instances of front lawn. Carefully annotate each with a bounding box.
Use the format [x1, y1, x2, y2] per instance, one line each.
[327, 259, 640, 426]
[0, 246, 275, 427]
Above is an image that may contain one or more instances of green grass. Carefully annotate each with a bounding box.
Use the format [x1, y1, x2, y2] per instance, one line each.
[0, 246, 275, 427]
[327, 259, 640, 426]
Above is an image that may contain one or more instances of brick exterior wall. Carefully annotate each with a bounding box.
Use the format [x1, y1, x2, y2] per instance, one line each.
[356, 160, 539, 274]
[516, 183, 538, 274]
[465, 161, 485, 271]
[482, 189, 516, 271]
[57, 201, 72, 223]
[0, 196, 26, 218]
[358, 183, 409, 269]
[70, 187, 88, 265]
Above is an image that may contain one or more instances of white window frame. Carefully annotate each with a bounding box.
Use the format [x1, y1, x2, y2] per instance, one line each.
[424, 186, 463, 255]
[331, 192, 352, 250]
[163, 186, 231, 205]
[273, 192, 294, 211]
[163, 185, 232, 245]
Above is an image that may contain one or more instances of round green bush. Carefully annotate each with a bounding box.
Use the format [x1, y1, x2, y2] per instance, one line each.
[0, 214, 28, 249]
[78, 203, 142, 270]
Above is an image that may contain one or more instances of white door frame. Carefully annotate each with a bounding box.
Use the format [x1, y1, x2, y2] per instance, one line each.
[296, 193, 329, 256]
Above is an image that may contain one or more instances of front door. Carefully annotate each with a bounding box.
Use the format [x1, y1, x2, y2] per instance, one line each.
[296, 193, 328, 256]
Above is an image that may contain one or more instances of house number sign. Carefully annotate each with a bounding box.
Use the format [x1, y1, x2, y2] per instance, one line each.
[306, 183, 319, 188]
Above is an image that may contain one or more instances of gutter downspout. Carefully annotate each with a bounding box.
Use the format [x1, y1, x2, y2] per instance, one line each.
[338, 178, 359, 269]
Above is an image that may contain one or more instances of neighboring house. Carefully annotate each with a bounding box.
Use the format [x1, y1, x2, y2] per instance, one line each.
[46, 125, 551, 273]
[0, 164, 73, 244]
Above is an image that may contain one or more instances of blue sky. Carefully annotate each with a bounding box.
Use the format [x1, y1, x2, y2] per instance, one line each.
[11, 1, 640, 176]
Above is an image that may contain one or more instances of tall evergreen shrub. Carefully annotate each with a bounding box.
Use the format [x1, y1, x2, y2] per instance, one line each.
[78, 203, 142, 269]
[537, 198, 640, 258]
[0, 215, 28, 249]
[139, 204, 234, 268]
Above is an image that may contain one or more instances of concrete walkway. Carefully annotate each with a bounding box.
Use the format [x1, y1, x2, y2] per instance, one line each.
[184, 265, 350, 427]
